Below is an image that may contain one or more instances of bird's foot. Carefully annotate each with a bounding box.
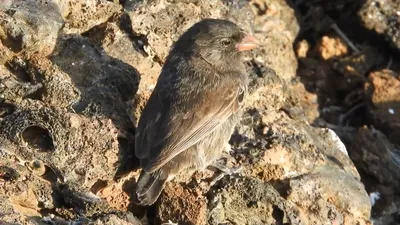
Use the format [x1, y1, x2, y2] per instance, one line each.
[224, 144, 234, 154]
[211, 161, 242, 175]
[209, 162, 241, 186]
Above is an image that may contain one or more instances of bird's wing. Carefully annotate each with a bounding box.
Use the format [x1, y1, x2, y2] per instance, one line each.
[135, 75, 245, 173]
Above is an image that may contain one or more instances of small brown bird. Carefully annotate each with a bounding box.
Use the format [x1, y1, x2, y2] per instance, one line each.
[134, 18, 258, 205]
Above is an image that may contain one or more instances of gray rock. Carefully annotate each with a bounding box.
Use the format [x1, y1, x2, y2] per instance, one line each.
[61, 0, 122, 34]
[51, 35, 140, 131]
[0, 0, 63, 55]
[208, 176, 301, 225]
[0, 100, 120, 190]
[359, 0, 400, 50]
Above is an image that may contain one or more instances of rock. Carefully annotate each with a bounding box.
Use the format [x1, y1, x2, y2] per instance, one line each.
[57, 181, 110, 217]
[0, 213, 43, 225]
[288, 165, 371, 225]
[333, 47, 385, 78]
[364, 69, 400, 145]
[0, 0, 373, 224]
[0, 71, 44, 105]
[250, 0, 300, 39]
[158, 183, 208, 225]
[41, 211, 142, 225]
[94, 172, 138, 212]
[349, 127, 400, 223]
[0, 41, 14, 64]
[51, 35, 140, 131]
[315, 35, 348, 60]
[62, 0, 122, 34]
[0, 155, 55, 214]
[0, 54, 80, 108]
[0, 100, 119, 190]
[90, 212, 142, 225]
[359, 0, 400, 50]
[350, 127, 400, 188]
[208, 176, 301, 225]
[0, 0, 63, 55]
[295, 39, 310, 58]
[249, 0, 300, 80]
[289, 78, 319, 123]
[83, 21, 162, 124]
[26, 54, 80, 108]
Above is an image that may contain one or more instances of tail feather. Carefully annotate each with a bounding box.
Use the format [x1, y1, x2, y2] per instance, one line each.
[135, 170, 167, 206]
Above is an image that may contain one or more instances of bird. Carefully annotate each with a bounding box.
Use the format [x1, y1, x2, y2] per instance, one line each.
[134, 18, 258, 206]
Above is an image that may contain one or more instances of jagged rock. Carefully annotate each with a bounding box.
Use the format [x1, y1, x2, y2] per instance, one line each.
[0, 0, 63, 55]
[51, 35, 140, 131]
[0, 0, 373, 224]
[158, 182, 208, 225]
[90, 212, 142, 225]
[349, 127, 400, 224]
[288, 165, 371, 225]
[61, 0, 122, 34]
[359, 0, 400, 50]
[249, 0, 299, 80]
[82, 20, 162, 124]
[0, 213, 42, 225]
[208, 176, 301, 225]
[0, 100, 119, 189]
[350, 127, 400, 188]
[364, 69, 400, 145]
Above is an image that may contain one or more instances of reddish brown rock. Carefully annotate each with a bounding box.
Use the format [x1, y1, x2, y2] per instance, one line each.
[158, 183, 208, 225]
[365, 69, 400, 145]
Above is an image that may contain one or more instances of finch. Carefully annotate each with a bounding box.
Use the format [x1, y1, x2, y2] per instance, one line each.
[134, 18, 258, 205]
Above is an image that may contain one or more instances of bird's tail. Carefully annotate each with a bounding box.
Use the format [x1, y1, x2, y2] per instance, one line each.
[135, 169, 167, 206]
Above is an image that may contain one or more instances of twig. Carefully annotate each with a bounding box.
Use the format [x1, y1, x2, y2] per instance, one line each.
[386, 56, 393, 69]
[338, 102, 365, 126]
[331, 23, 361, 54]
[313, 119, 356, 132]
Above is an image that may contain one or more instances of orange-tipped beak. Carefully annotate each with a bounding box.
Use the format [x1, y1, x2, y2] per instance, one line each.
[236, 34, 258, 51]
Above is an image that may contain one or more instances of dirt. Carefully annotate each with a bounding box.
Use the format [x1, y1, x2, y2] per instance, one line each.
[1, 0, 397, 224]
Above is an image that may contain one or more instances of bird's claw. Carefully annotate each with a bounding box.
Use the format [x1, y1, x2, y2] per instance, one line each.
[224, 144, 234, 154]
[228, 166, 242, 175]
[211, 162, 242, 175]
[209, 162, 242, 186]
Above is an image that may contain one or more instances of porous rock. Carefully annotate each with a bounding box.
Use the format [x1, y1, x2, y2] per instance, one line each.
[359, 0, 400, 50]
[0, 0, 63, 55]
[51, 34, 140, 131]
[0, 0, 372, 224]
[364, 69, 400, 145]
[0, 100, 119, 190]
[62, 0, 122, 34]
[208, 176, 301, 225]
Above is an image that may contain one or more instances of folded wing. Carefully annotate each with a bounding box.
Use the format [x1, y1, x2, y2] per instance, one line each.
[135, 76, 244, 173]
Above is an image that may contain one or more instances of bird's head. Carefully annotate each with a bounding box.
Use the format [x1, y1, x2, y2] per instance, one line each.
[171, 19, 258, 72]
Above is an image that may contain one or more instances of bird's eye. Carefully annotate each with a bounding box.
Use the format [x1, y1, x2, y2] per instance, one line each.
[221, 39, 231, 47]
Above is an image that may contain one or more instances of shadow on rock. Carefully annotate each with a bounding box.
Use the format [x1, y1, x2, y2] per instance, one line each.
[50, 34, 141, 178]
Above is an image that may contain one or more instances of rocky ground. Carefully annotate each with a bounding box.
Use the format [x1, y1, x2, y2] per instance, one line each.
[0, 0, 399, 224]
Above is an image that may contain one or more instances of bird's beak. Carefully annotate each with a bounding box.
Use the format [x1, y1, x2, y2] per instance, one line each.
[236, 34, 258, 52]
